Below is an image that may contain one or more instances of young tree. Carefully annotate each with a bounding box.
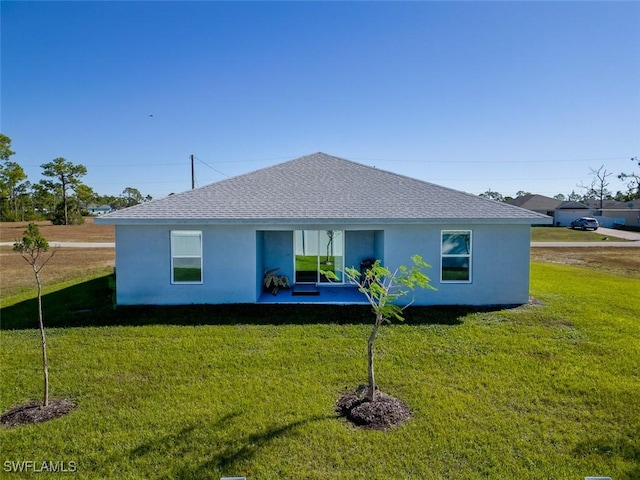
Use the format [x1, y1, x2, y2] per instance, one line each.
[326, 255, 435, 402]
[40, 157, 87, 225]
[13, 223, 56, 407]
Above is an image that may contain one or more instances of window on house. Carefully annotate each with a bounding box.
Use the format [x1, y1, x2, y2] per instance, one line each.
[441, 230, 472, 282]
[294, 230, 344, 283]
[171, 231, 202, 283]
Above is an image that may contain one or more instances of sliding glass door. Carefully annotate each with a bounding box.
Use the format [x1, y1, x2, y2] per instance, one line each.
[294, 230, 343, 283]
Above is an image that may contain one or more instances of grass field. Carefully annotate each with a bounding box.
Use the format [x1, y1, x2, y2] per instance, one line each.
[0, 218, 115, 243]
[531, 226, 627, 242]
[531, 247, 640, 279]
[1, 222, 639, 479]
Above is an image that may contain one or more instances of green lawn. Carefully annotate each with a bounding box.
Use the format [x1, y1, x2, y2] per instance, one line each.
[531, 226, 627, 242]
[1, 264, 639, 479]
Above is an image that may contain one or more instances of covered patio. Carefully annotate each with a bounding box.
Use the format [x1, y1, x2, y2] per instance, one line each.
[258, 285, 369, 305]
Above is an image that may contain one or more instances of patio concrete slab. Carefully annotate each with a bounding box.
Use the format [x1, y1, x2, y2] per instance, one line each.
[259, 286, 368, 304]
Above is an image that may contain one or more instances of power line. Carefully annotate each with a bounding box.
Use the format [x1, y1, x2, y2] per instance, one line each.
[19, 154, 637, 169]
[349, 156, 635, 164]
[194, 156, 229, 178]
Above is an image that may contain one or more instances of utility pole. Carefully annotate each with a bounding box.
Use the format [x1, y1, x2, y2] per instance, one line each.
[191, 154, 195, 189]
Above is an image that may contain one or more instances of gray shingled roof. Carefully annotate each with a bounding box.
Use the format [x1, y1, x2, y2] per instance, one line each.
[505, 194, 562, 211]
[557, 201, 589, 210]
[98, 153, 550, 224]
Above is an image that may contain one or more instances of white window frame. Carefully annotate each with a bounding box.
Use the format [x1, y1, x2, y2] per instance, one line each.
[440, 230, 472, 283]
[170, 230, 203, 285]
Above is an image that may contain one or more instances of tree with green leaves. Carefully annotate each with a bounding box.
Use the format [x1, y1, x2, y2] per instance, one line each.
[75, 184, 96, 211]
[40, 157, 87, 225]
[479, 189, 504, 202]
[618, 158, 640, 201]
[32, 182, 57, 217]
[567, 190, 582, 202]
[121, 186, 144, 207]
[0, 133, 14, 160]
[13, 223, 56, 407]
[0, 134, 28, 221]
[326, 255, 435, 402]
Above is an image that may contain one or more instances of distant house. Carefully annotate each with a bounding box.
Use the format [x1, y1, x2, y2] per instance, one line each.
[583, 199, 640, 228]
[87, 205, 112, 216]
[506, 194, 561, 218]
[506, 195, 590, 226]
[507, 195, 640, 228]
[553, 201, 591, 226]
[96, 153, 550, 306]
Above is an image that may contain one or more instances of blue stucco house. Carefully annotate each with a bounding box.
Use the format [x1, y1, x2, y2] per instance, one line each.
[96, 153, 551, 306]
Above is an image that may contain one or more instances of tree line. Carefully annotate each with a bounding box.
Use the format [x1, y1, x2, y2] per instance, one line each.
[480, 160, 640, 205]
[0, 134, 152, 224]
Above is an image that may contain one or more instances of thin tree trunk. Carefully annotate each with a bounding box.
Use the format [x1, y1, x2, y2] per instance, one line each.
[63, 187, 68, 225]
[35, 269, 49, 407]
[366, 314, 382, 402]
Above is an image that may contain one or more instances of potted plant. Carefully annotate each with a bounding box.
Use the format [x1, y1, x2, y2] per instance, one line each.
[263, 268, 291, 295]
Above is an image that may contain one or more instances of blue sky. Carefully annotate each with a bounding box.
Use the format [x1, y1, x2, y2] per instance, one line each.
[2, 1, 639, 200]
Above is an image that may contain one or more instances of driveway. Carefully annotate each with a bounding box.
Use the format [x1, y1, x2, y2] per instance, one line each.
[596, 227, 640, 241]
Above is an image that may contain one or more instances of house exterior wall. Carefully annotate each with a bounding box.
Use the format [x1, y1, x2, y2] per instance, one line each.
[115, 222, 532, 306]
[383, 223, 531, 306]
[599, 210, 640, 227]
[344, 230, 382, 269]
[115, 225, 257, 305]
[260, 230, 294, 294]
[554, 209, 590, 226]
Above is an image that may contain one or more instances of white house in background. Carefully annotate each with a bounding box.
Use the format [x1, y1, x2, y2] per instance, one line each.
[553, 201, 592, 226]
[87, 204, 112, 216]
[505, 194, 590, 226]
[508, 194, 640, 228]
[96, 153, 551, 306]
[584, 199, 640, 228]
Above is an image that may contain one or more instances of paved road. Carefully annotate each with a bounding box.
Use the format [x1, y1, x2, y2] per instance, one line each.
[0, 241, 115, 248]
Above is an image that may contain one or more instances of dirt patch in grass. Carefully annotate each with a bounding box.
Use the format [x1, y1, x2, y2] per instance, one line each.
[336, 385, 412, 430]
[0, 218, 114, 243]
[531, 247, 640, 279]
[1, 398, 76, 427]
[0, 246, 114, 299]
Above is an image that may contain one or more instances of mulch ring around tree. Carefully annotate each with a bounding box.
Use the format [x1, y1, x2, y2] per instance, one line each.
[336, 385, 412, 430]
[1, 398, 76, 427]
